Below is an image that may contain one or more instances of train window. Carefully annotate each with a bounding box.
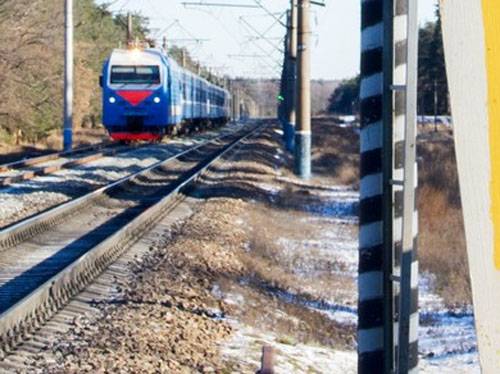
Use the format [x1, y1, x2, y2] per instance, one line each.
[110, 65, 160, 84]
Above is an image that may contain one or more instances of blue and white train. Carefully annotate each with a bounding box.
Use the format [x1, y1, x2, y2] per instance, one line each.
[100, 47, 231, 141]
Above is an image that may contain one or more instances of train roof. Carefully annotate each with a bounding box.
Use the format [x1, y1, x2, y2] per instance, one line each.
[109, 48, 164, 66]
[108, 48, 229, 95]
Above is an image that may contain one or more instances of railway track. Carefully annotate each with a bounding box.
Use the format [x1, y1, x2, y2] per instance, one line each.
[0, 121, 264, 359]
[0, 142, 121, 186]
[0, 129, 236, 229]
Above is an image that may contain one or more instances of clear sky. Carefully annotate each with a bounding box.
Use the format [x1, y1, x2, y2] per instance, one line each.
[98, 0, 438, 80]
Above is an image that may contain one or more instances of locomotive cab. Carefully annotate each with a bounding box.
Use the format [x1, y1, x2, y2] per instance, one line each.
[100, 47, 231, 142]
[102, 49, 169, 141]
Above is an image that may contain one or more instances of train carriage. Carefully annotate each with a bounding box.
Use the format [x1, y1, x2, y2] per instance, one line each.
[101, 47, 231, 141]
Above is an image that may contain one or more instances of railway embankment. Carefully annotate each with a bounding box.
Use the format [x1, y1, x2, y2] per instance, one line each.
[1, 119, 479, 373]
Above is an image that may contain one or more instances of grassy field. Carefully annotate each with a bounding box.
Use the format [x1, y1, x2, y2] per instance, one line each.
[417, 131, 471, 305]
[321, 119, 471, 306]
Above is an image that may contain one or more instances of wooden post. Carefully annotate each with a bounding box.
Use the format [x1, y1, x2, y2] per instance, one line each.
[256, 345, 275, 374]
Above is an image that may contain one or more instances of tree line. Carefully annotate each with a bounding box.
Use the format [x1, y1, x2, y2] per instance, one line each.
[328, 10, 449, 116]
[0, 0, 148, 145]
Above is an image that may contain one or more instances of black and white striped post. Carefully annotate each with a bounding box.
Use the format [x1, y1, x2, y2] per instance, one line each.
[359, 0, 418, 372]
[395, 0, 419, 372]
[359, 0, 387, 371]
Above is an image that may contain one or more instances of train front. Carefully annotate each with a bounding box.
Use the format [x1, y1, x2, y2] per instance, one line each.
[101, 48, 168, 141]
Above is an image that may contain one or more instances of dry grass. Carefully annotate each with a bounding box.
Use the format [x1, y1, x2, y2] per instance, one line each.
[306, 119, 472, 306]
[418, 136, 472, 306]
[311, 118, 359, 186]
[226, 204, 356, 348]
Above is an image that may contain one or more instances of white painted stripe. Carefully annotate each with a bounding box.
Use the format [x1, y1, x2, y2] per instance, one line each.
[411, 260, 419, 288]
[393, 64, 407, 85]
[414, 162, 418, 188]
[393, 211, 419, 242]
[410, 312, 419, 342]
[394, 116, 405, 141]
[361, 121, 383, 152]
[361, 23, 383, 51]
[358, 326, 384, 353]
[392, 168, 404, 183]
[394, 216, 402, 242]
[394, 14, 408, 40]
[360, 73, 383, 99]
[360, 221, 383, 248]
[359, 271, 383, 300]
[361, 173, 383, 199]
[393, 316, 419, 346]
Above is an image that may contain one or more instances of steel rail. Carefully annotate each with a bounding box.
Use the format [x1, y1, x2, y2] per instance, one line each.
[0, 146, 130, 187]
[0, 130, 237, 252]
[0, 142, 115, 173]
[0, 122, 265, 358]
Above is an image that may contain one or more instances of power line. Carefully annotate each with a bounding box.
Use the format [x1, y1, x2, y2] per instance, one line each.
[181, 2, 259, 8]
[239, 17, 283, 53]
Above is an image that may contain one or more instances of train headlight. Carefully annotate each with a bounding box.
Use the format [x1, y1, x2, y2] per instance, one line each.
[153, 97, 161, 104]
[109, 97, 116, 104]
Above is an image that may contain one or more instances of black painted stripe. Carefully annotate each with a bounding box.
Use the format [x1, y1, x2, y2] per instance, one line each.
[361, 148, 382, 177]
[393, 189, 418, 219]
[395, 0, 408, 17]
[360, 194, 383, 225]
[394, 189, 404, 218]
[394, 287, 419, 316]
[359, 244, 383, 273]
[394, 237, 419, 266]
[361, 48, 383, 77]
[360, 95, 383, 127]
[395, 90, 406, 116]
[361, 0, 383, 29]
[358, 350, 385, 374]
[394, 140, 404, 169]
[358, 297, 384, 329]
[409, 339, 419, 369]
[395, 39, 407, 67]
[395, 340, 419, 369]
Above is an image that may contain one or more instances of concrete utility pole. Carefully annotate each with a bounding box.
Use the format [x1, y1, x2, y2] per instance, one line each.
[358, 0, 419, 373]
[63, 0, 73, 152]
[294, 0, 311, 179]
[285, 0, 298, 152]
[358, 0, 388, 370]
[397, 0, 419, 371]
[278, 35, 287, 130]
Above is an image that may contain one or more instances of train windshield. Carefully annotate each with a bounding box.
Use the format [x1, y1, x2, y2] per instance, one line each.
[110, 65, 161, 85]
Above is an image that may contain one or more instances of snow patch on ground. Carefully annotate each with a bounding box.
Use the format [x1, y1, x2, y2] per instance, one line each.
[223, 322, 357, 374]
[418, 273, 479, 371]
[219, 152, 480, 371]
